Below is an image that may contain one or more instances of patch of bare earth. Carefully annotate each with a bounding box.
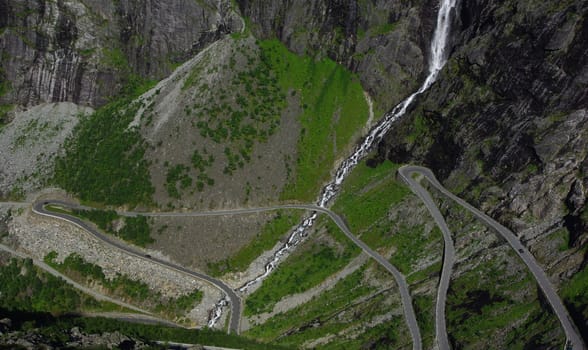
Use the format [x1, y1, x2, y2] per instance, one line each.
[149, 211, 274, 272]
[133, 36, 301, 211]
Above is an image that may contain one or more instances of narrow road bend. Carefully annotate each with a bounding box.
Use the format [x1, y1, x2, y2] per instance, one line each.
[398, 168, 455, 350]
[400, 165, 586, 350]
[32, 201, 242, 335]
[126, 202, 422, 350]
[40, 200, 422, 349]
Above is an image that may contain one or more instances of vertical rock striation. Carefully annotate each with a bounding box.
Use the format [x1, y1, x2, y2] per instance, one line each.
[0, 0, 242, 107]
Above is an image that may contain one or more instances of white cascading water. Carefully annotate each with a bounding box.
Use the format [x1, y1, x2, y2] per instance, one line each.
[207, 295, 229, 328]
[209, 0, 458, 328]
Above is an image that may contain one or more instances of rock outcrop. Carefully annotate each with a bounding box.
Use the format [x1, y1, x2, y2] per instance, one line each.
[374, 0, 588, 313]
[238, 0, 437, 112]
[0, 0, 243, 107]
[0, 320, 154, 350]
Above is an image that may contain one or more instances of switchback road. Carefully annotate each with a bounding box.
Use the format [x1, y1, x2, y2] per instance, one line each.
[38, 200, 422, 350]
[399, 165, 585, 350]
[32, 201, 242, 335]
[398, 167, 455, 350]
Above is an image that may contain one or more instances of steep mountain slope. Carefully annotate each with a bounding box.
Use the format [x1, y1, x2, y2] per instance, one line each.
[374, 0, 588, 341]
[129, 36, 370, 209]
[238, 0, 436, 114]
[238, 0, 588, 346]
[0, 102, 92, 197]
[0, 0, 242, 108]
[1, 0, 588, 348]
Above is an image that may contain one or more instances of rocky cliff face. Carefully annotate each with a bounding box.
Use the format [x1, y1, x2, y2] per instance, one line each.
[378, 0, 587, 238]
[0, 321, 152, 350]
[238, 0, 438, 113]
[2, 0, 588, 345]
[240, 0, 588, 241]
[375, 0, 588, 326]
[242, 0, 588, 339]
[0, 0, 242, 107]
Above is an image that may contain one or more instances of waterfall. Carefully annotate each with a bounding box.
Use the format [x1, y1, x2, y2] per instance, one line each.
[207, 295, 230, 328]
[209, 0, 458, 328]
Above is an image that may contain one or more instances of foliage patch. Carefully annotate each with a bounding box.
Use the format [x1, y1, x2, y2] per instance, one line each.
[45, 252, 201, 319]
[54, 95, 154, 206]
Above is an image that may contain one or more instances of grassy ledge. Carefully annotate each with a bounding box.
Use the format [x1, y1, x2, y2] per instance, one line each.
[246, 261, 410, 349]
[332, 160, 408, 233]
[255, 39, 369, 202]
[244, 215, 360, 316]
[207, 209, 304, 276]
[246, 266, 373, 342]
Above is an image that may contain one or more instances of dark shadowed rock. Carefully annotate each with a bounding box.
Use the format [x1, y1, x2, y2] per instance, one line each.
[0, 0, 242, 107]
[375, 0, 588, 287]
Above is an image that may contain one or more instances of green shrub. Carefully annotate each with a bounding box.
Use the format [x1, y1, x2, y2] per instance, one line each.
[244, 217, 360, 316]
[72, 209, 153, 247]
[73, 209, 118, 231]
[0, 257, 104, 314]
[54, 97, 154, 206]
[46, 252, 197, 318]
[118, 216, 154, 246]
[207, 210, 302, 276]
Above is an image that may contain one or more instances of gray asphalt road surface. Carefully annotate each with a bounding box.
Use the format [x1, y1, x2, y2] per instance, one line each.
[400, 165, 585, 350]
[39, 200, 423, 350]
[399, 167, 455, 350]
[32, 201, 242, 335]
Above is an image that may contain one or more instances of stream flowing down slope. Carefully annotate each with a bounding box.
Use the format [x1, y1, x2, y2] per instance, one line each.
[231, 0, 459, 348]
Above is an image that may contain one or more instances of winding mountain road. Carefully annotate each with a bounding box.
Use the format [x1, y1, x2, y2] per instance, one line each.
[398, 168, 455, 350]
[399, 165, 585, 350]
[304, 207, 422, 350]
[13, 168, 581, 350]
[37, 200, 422, 349]
[32, 201, 242, 335]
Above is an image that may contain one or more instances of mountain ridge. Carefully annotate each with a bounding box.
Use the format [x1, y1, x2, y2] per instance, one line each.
[1, 0, 587, 348]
